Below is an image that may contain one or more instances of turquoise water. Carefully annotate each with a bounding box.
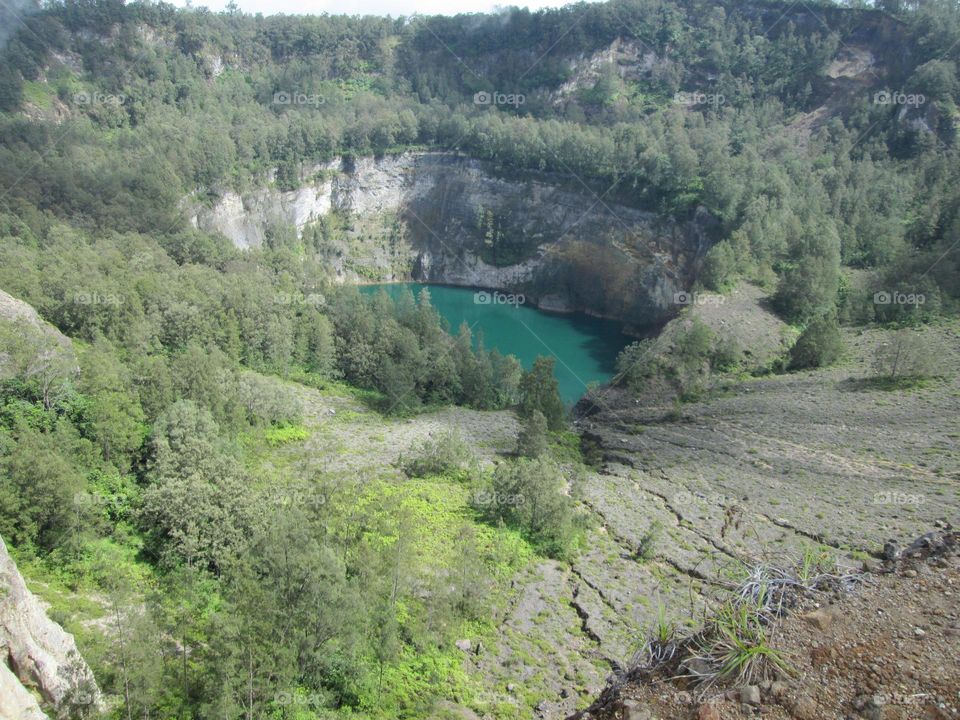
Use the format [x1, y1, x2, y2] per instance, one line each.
[359, 283, 632, 405]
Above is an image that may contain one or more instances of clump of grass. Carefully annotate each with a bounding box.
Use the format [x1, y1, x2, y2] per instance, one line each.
[264, 424, 309, 446]
[626, 551, 861, 689]
[797, 545, 834, 586]
[732, 547, 859, 621]
[630, 603, 679, 670]
[687, 585, 793, 686]
[634, 521, 662, 562]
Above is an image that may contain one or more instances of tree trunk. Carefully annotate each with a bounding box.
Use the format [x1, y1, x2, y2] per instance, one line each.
[113, 600, 133, 720]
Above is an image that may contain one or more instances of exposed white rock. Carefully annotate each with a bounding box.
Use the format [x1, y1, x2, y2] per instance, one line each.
[0, 657, 48, 720]
[0, 290, 66, 340]
[0, 288, 77, 381]
[188, 151, 716, 323]
[191, 159, 341, 248]
[0, 535, 103, 716]
[191, 191, 265, 250]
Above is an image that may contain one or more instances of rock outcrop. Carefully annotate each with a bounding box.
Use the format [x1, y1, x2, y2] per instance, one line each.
[190, 152, 718, 325]
[0, 536, 103, 718]
[0, 659, 48, 720]
[0, 289, 73, 355]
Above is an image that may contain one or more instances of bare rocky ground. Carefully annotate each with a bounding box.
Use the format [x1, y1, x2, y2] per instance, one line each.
[575, 320, 959, 573]
[267, 383, 519, 477]
[558, 292, 959, 719]
[572, 530, 960, 720]
[357, 296, 956, 720]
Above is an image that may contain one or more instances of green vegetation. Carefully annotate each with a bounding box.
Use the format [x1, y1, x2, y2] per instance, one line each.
[789, 313, 844, 370]
[516, 410, 549, 458]
[400, 429, 476, 479]
[0, 317, 549, 718]
[870, 328, 944, 387]
[701, 590, 794, 685]
[472, 458, 586, 560]
[264, 423, 309, 446]
[518, 357, 566, 430]
[617, 318, 739, 399]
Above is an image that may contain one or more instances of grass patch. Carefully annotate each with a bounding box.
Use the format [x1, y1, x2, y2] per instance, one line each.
[21, 80, 56, 109]
[264, 423, 309, 446]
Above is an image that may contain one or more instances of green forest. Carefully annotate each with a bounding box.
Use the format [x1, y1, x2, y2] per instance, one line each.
[0, 0, 959, 716]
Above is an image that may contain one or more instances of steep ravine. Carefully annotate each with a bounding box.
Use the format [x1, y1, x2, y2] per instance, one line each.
[189, 152, 718, 326]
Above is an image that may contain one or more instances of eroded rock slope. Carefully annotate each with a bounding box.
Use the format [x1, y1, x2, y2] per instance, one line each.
[190, 152, 717, 324]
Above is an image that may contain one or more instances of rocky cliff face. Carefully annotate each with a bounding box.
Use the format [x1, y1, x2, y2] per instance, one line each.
[190, 152, 717, 326]
[0, 536, 102, 719]
[0, 289, 74, 359]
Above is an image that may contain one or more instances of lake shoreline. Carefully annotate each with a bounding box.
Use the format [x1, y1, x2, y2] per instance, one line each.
[353, 279, 664, 339]
[358, 282, 636, 405]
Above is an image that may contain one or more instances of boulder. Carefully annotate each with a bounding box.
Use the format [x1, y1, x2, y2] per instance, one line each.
[740, 685, 761, 706]
[800, 608, 836, 632]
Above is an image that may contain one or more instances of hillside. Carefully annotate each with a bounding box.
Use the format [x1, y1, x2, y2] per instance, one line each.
[1, 0, 959, 326]
[573, 528, 959, 720]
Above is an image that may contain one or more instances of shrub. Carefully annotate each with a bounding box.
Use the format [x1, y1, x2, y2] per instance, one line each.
[516, 409, 548, 458]
[788, 314, 844, 370]
[519, 357, 565, 431]
[701, 240, 738, 291]
[872, 329, 942, 382]
[401, 430, 476, 479]
[472, 458, 582, 559]
[237, 373, 304, 427]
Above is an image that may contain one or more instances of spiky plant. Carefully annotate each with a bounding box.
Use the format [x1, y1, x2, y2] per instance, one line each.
[686, 592, 793, 687]
[630, 603, 679, 670]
